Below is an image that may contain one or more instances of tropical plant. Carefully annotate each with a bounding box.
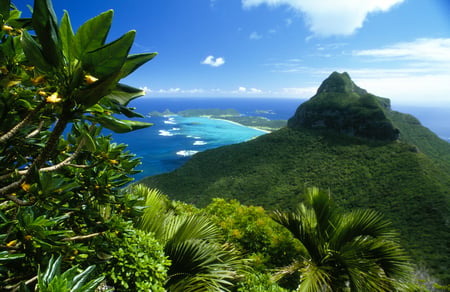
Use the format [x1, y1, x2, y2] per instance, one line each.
[102, 227, 170, 292]
[272, 187, 413, 292]
[34, 255, 104, 292]
[204, 198, 303, 269]
[0, 0, 155, 288]
[132, 184, 246, 292]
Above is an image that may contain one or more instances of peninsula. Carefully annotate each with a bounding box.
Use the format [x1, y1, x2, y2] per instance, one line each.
[148, 108, 287, 132]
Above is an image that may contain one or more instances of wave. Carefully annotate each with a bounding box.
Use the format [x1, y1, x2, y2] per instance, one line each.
[193, 141, 207, 146]
[176, 150, 199, 157]
[164, 117, 177, 125]
[159, 130, 173, 136]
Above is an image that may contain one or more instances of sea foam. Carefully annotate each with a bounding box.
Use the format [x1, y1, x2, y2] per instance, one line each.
[159, 130, 173, 136]
[176, 150, 199, 157]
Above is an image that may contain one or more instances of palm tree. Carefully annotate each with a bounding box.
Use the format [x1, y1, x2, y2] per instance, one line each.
[132, 184, 245, 292]
[272, 188, 413, 292]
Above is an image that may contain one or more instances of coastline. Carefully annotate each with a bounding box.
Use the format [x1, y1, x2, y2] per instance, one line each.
[209, 117, 271, 134]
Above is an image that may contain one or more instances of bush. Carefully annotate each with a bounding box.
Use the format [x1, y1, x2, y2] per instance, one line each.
[103, 228, 170, 291]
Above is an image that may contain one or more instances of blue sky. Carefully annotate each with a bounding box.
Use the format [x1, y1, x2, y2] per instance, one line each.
[17, 0, 450, 106]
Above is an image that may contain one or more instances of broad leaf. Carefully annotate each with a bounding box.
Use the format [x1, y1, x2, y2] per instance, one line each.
[59, 11, 75, 65]
[73, 72, 120, 108]
[20, 30, 52, 71]
[120, 52, 157, 79]
[32, 0, 62, 68]
[94, 115, 131, 133]
[75, 10, 113, 59]
[0, 0, 10, 21]
[92, 115, 152, 133]
[81, 132, 96, 152]
[106, 83, 145, 106]
[82, 30, 136, 79]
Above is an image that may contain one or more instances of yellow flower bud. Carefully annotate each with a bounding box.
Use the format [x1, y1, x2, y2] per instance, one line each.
[31, 75, 46, 85]
[6, 240, 17, 247]
[24, 235, 33, 241]
[0, 66, 8, 75]
[109, 159, 118, 165]
[84, 74, 98, 84]
[37, 90, 48, 97]
[21, 182, 30, 192]
[2, 25, 13, 33]
[7, 80, 20, 88]
[46, 92, 62, 103]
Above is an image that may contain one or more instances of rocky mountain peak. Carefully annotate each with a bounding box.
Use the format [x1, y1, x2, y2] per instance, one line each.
[288, 72, 399, 141]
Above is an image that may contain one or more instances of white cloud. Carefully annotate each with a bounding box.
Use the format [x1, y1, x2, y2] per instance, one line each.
[354, 38, 450, 63]
[201, 55, 225, 67]
[139, 86, 152, 94]
[250, 87, 263, 93]
[354, 74, 450, 106]
[242, 0, 404, 36]
[236, 86, 263, 94]
[250, 31, 263, 40]
[282, 87, 316, 97]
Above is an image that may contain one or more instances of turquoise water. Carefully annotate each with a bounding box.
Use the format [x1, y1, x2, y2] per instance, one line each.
[107, 98, 450, 180]
[109, 114, 267, 180]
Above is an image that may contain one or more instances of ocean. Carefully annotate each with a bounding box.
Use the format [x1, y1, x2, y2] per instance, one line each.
[107, 97, 450, 180]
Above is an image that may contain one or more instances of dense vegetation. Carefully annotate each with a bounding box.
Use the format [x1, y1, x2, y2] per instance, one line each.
[141, 74, 450, 284]
[0, 1, 447, 290]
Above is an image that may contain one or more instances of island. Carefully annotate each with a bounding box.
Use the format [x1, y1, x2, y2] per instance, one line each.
[147, 108, 287, 132]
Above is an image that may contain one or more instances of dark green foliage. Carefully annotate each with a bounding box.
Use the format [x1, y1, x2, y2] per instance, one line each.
[103, 228, 169, 291]
[134, 185, 246, 292]
[272, 188, 413, 291]
[204, 198, 303, 271]
[35, 255, 104, 292]
[288, 72, 399, 141]
[0, 0, 156, 289]
[140, 74, 450, 283]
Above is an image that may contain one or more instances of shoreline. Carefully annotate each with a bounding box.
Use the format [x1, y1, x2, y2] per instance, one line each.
[209, 117, 271, 133]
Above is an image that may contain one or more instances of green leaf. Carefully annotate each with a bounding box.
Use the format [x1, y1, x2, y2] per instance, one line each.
[92, 114, 152, 133]
[32, 0, 62, 68]
[73, 72, 120, 108]
[120, 119, 153, 131]
[0, 0, 10, 21]
[120, 52, 157, 79]
[59, 11, 75, 64]
[75, 10, 113, 59]
[106, 83, 145, 106]
[0, 251, 25, 261]
[20, 29, 52, 71]
[82, 30, 136, 79]
[82, 132, 96, 152]
[7, 18, 33, 30]
[93, 115, 132, 133]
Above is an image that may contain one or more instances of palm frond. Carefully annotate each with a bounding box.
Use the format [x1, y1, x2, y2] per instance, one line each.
[332, 209, 396, 248]
[165, 239, 241, 291]
[297, 260, 333, 292]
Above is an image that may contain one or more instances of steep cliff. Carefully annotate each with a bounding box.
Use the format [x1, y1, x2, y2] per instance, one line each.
[288, 72, 399, 141]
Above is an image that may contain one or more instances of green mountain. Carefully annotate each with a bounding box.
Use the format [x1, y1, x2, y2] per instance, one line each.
[140, 72, 450, 282]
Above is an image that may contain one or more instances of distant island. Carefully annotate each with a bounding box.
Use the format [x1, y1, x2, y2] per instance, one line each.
[148, 108, 287, 132]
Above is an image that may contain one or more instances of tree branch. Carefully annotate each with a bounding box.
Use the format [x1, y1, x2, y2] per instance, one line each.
[0, 102, 45, 143]
[25, 120, 45, 139]
[62, 232, 102, 241]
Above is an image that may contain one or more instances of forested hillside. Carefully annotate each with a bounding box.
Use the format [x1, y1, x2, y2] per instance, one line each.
[141, 73, 450, 282]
